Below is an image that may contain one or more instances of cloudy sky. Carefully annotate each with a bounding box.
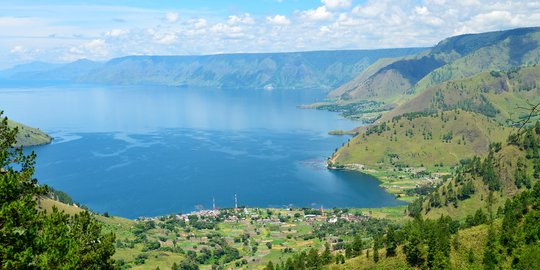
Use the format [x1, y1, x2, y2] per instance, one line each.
[1, 0, 540, 68]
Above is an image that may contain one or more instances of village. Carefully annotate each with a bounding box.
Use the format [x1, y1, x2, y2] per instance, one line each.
[137, 195, 370, 225]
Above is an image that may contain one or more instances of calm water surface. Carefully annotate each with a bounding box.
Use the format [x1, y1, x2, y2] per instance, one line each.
[0, 83, 404, 218]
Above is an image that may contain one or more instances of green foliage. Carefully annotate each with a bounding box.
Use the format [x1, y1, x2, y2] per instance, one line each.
[0, 112, 116, 269]
[384, 226, 398, 257]
[6, 118, 52, 147]
[172, 257, 199, 270]
[482, 223, 501, 270]
[402, 215, 452, 269]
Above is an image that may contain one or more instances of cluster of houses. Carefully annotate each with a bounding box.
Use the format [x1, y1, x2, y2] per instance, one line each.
[139, 207, 370, 225]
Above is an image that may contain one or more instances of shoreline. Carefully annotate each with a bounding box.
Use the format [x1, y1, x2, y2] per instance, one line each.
[327, 158, 449, 205]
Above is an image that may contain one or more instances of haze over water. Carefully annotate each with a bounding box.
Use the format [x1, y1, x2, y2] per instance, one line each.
[0, 83, 404, 218]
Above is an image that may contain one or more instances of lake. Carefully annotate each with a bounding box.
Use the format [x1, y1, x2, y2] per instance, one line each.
[0, 83, 404, 218]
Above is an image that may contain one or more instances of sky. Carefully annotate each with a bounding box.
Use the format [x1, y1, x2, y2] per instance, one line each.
[1, 0, 540, 68]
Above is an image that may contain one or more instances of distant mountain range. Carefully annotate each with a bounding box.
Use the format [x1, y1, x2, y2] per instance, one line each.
[0, 48, 425, 90]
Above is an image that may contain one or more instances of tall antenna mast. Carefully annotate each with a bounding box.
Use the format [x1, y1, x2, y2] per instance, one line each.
[234, 193, 238, 209]
[212, 196, 216, 210]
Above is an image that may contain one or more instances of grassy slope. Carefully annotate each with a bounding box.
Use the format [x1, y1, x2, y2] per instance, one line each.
[8, 119, 52, 147]
[38, 197, 84, 216]
[423, 139, 537, 221]
[328, 223, 490, 270]
[37, 197, 187, 269]
[331, 28, 540, 108]
[412, 31, 540, 97]
[38, 201, 326, 269]
[330, 130, 540, 269]
[333, 110, 511, 170]
[328, 56, 412, 99]
[383, 65, 540, 123]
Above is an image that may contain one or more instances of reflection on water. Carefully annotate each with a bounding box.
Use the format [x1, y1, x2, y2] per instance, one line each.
[1, 84, 404, 218]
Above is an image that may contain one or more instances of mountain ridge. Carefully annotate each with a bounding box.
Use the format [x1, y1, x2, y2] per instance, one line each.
[1, 48, 426, 89]
[329, 27, 540, 105]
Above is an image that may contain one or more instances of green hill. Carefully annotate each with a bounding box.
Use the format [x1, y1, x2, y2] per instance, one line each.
[412, 123, 540, 221]
[382, 65, 540, 124]
[327, 126, 540, 270]
[330, 110, 512, 171]
[329, 27, 540, 108]
[7, 119, 52, 147]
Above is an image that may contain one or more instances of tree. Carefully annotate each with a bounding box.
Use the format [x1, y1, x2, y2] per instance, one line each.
[306, 248, 321, 269]
[351, 235, 363, 257]
[321, 243, 333, 265]
[385, 226, 397, 257]
[514, 245, 540, 270]
[426, 216, 451, 269]
[373, 235, 380, 263]
[172, 257, 199, 270]
[264, 261, 275, 270]
[403, 217, 425, 268]
[483, 223, 500, 270]
[0, 112, 116, 269]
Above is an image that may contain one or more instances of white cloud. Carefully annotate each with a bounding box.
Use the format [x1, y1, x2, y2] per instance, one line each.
[266, 15, 291, 25]
[106, 28, 130, 37]
[228, 13, 255, 25]
[154, 33, 178, 44]
[85, 39, 107, 50]
[352, 1, 387, 17]
[415, 6, 429, 15]
[10, 45, 26, 54]
[322, 0, 352, 10]
[3, 0, 540, 68]
[210, 23, 245, 39]
[186, 18, 207, 29]
[299, 6, 333, 21]
[164, 12, 179, 23]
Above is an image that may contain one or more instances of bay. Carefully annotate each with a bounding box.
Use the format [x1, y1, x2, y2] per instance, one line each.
[0, 83, 404, 218]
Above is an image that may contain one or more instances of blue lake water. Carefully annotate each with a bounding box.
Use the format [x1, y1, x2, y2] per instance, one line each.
[0, 83, 404, 218]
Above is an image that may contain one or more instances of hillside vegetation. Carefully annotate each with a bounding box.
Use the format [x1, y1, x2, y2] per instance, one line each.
[410, 123, 540, 221]
[324, 27, 540, 116]
[326, 126, 540, 270]
[0, 113, 115, 269]
[331, 110, 511, 170]
[383, 65, 540, 124]
[7, 118, 52, 147]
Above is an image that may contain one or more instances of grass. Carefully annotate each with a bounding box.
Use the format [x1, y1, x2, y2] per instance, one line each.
[327, 110, 512, 212]
[334, 110, 512, 170]
[327, 222, 492, 270]
[421, 142, 536, 221]
[354, 205, 410, 222]
[385, 65, 540, 124]
[38, 197, 84, 215]
[7, 119, 52, 147]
